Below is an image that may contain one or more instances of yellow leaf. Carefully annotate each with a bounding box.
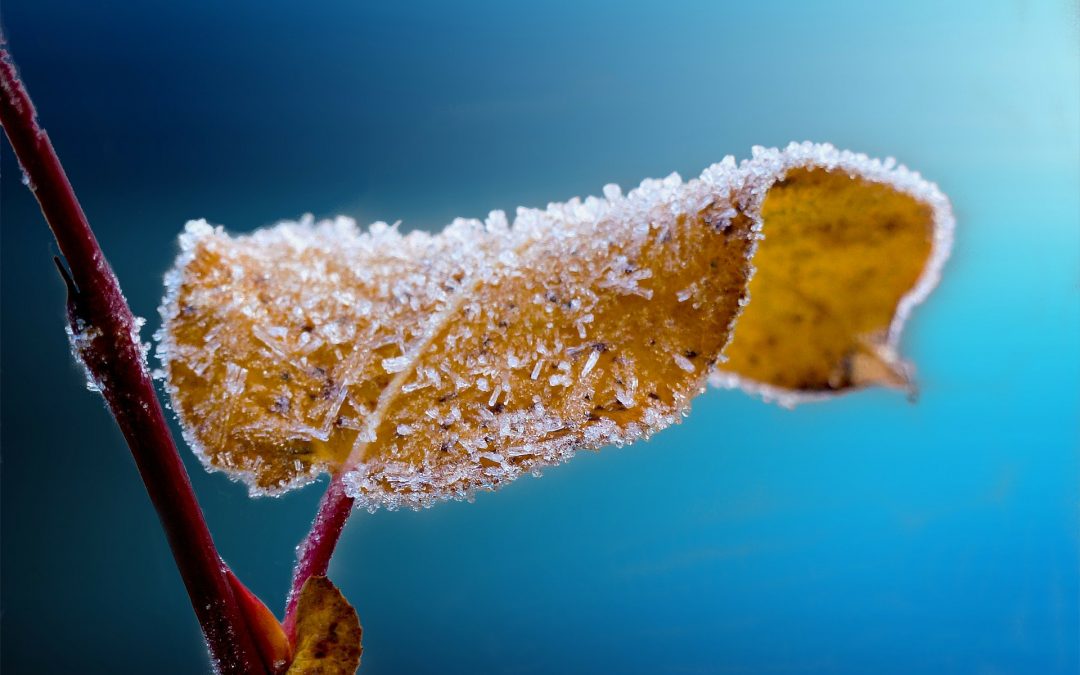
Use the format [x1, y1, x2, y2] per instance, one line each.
[157, 142, 952, 507]
[713, 145, 953, 405]
[285, 576, 362, 675]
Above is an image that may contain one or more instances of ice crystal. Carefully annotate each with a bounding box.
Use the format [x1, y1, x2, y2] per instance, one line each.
[66, 318, 104, 393]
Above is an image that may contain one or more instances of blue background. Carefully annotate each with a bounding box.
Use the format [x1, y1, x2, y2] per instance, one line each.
[2, 1, 1077, 673]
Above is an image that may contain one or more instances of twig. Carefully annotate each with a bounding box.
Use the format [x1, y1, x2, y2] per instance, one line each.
[0, 43, 267, 675]
[283, 472, 354, 638]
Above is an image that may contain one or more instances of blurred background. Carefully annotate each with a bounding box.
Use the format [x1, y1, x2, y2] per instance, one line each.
[2, 1, 1077, 673]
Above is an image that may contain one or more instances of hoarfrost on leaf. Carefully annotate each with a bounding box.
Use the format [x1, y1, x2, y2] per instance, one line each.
[156, 142, 953, 508]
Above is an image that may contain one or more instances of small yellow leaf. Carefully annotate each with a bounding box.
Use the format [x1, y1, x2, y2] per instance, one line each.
[157, 142, 952, 506]
[285, 576, 362, 675]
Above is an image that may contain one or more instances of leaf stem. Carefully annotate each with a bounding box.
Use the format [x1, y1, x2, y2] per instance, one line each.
[0, 43, 267, 675]
[283, 472, 354, 638]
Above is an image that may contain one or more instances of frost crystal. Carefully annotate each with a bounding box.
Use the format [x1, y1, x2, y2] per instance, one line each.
[673, 354, 696, 373]
[381, 356, 410, 373]
[581, 350, 600, 377]
[66, 319, 104, 393]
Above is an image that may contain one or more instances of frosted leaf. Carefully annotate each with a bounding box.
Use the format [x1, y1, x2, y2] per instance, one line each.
[159, 160, 754, 502]
[157, 142, 952, 506]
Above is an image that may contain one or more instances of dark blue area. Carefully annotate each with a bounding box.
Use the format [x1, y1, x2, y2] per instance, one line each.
[2, 1, 1077, 673]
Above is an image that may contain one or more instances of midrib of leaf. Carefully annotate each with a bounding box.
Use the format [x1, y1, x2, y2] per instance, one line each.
[340, 240, 523, 473]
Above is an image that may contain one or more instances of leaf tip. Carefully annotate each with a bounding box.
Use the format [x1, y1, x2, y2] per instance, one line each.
[286, 575, 362, 674]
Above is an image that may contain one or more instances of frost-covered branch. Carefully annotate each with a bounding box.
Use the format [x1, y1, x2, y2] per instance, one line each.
[0, 43, 267, 675]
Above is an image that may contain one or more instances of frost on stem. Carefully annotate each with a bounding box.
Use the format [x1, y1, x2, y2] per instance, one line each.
[66, 314, 151, 394]
[156, 142, 953, 510]
[66, 317, 105, 392]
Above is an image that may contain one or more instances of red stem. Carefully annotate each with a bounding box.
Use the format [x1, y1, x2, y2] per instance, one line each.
[0, 45, 266, 675]
[283, 472, 354, 637]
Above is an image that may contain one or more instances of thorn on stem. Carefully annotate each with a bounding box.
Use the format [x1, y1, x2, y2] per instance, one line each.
[52, 255, 79, 296]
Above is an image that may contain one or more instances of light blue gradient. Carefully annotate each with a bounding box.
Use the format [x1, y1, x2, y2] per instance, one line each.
[1, 1, 1077, 673]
